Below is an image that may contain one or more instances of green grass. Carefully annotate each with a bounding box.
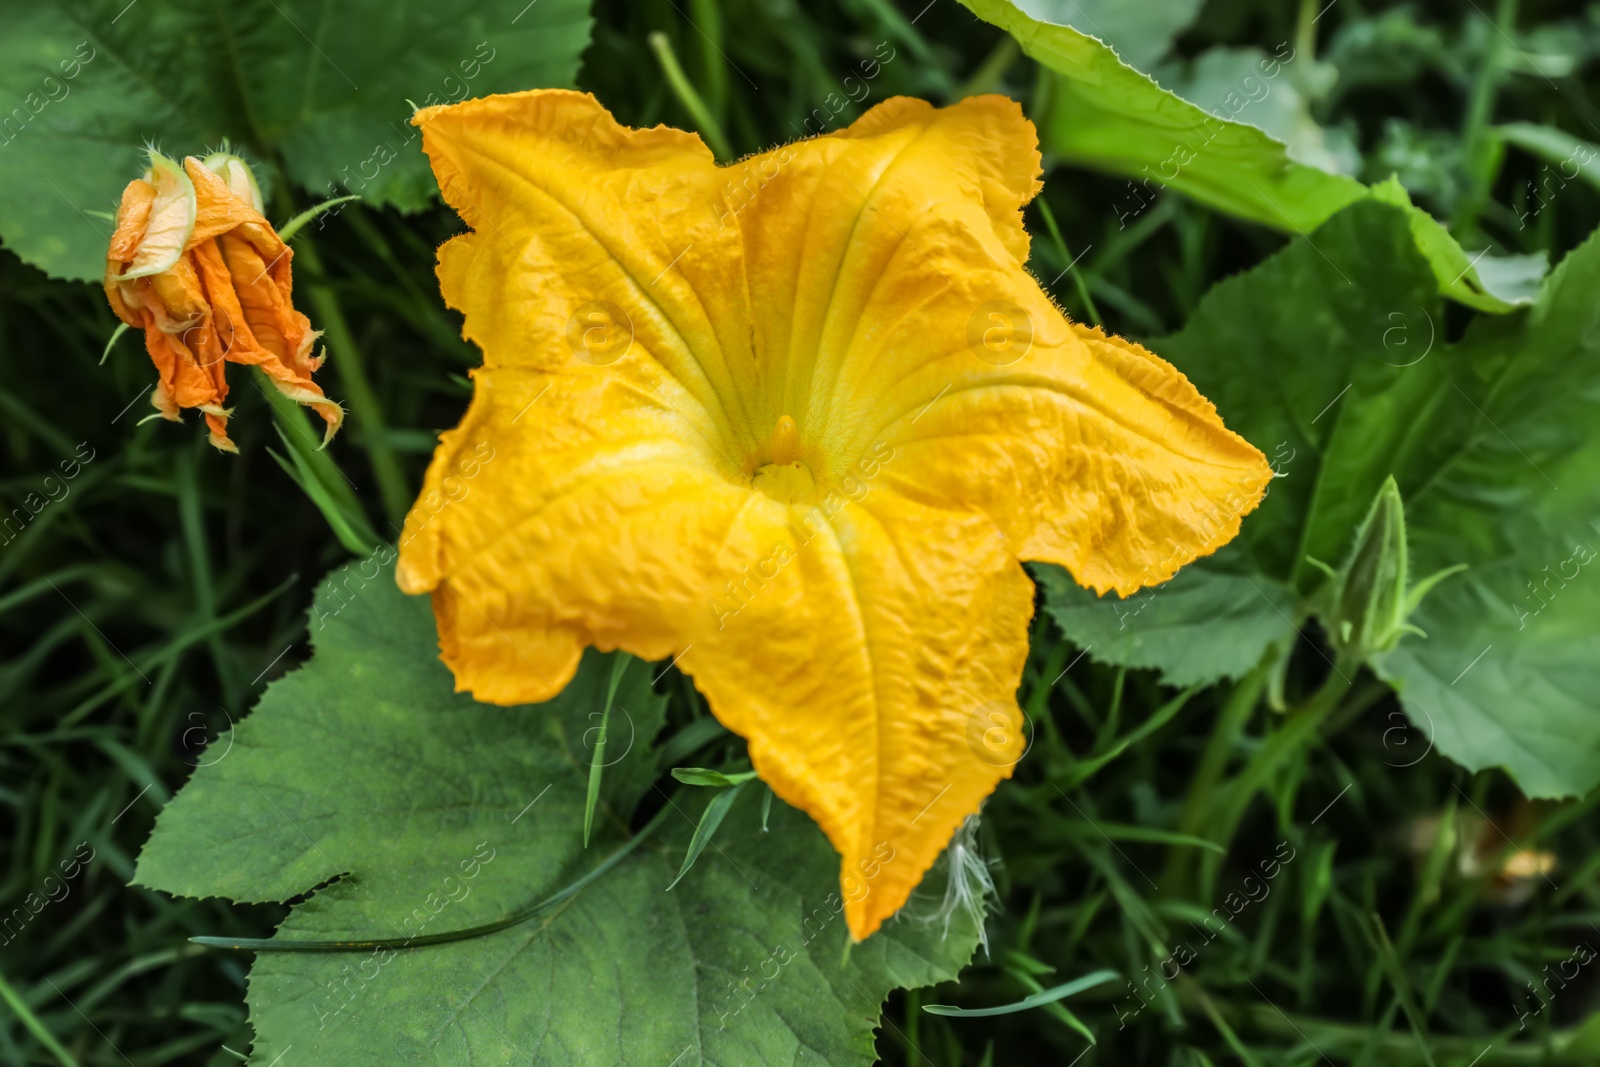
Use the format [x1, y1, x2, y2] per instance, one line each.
[3, 0, 1600, 1063]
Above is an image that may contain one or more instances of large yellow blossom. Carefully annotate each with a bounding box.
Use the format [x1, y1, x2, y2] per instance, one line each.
[397, 89, 1271, 940]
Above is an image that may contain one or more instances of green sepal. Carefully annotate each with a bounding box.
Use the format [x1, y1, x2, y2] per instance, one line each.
[201, 151, 265, 213]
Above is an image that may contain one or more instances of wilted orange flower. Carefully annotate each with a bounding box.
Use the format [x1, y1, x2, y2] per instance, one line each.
[103, 151, 341, 452]
[398, 90, 1272, 939]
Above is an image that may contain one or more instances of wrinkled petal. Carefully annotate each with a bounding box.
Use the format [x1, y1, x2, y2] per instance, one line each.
[692, 487, 1035, 939]
[872, 317, 1272, 596]
[397, 360, 755, 698]
[401, 89, 1271, 940]
[134, 254, 226, 420]
[414, 90, 754, 462]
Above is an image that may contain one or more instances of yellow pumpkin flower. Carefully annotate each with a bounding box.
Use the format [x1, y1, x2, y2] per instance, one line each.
[398, 89, 1271, 939]
[104, 151, 342, 452]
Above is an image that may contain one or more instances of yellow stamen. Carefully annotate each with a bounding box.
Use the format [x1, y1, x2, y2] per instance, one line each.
[769, 414, 799, 466]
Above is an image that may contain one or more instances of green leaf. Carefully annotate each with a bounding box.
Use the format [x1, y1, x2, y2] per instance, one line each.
[953, 0, 1534, 312]
[1150, 195, 1600, 797]
[136, 558, 979, 1064]
[1015, 0, 1202, 72]
[0, 0, 591, 281]
[1468, 250, 1552, 306]
[1035, 549, 1297, 688]
[1372, 226, 1600, 798]
[189, 801, 673, 952]
[1156, 46, 1357, 175]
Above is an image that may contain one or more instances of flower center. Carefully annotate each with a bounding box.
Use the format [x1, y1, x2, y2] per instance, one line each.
[752, 414, 817, 504]
[768, 414, 799, 466]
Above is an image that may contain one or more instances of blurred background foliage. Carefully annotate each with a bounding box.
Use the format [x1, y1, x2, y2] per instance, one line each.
[2, 0, 1600, 1063]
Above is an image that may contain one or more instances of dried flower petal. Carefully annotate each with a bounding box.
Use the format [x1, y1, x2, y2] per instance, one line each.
[103, 151, 341, 451]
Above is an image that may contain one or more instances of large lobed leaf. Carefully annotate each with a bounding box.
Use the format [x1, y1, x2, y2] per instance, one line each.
[955, 0, 1535, 312]
[1035, 548, 1296, 689]
[136, 559, 979, 1065]
[1044, 198, 1600, 798]
[0, 0, 590, 281]
[1372, 231, 1600, 797]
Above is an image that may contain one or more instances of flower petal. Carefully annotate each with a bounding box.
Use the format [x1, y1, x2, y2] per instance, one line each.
[411, 90, 763, 463]
[119, 152, 196, 280]
[689, 486, 1034, 940]
[878, 318, 1273, 596]
[186, 159, 343, 440]
[396, 361, 757, 700]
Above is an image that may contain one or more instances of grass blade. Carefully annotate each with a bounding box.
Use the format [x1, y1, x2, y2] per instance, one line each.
[1190, 980, 1265, 1067]
[923, 969, 1119, 1018]
[0, 969, 80, 1067]
[653, 715, 729, 772]
[1059, 686, 1197, 791]
[1054, 820, 1228, 855]
[267, 444, 376, 556]
[670, 767, 757, 788]
[583, 655, 630, 846]
[666, 782, 745, 891]
[647, 32, 732, 161]
[1369, 912, 1438, 1067]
